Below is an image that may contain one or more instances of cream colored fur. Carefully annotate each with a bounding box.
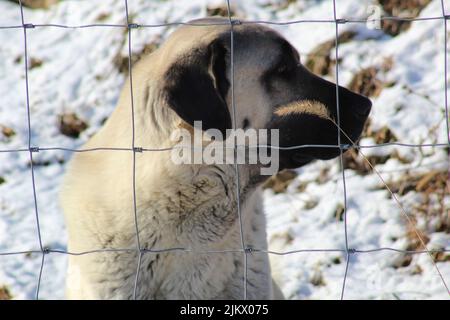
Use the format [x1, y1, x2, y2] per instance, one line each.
[61, 20, 292, 300]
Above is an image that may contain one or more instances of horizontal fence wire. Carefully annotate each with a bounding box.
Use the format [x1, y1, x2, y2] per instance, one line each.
[0, 0, 447, 299]
[0, 247, 449, 257]
[1, 15, 449, 29]
[0, 142, 449, 154]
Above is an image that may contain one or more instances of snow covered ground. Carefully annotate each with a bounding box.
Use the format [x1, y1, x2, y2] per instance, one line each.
[0, 0, 449, 299]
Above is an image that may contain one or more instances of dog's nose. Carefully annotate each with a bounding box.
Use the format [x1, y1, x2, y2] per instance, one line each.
[340, 88, 372, 119]
[354, 94, 372, 118]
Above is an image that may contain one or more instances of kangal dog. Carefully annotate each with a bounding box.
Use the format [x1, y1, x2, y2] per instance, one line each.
[61, 17, 371, 299]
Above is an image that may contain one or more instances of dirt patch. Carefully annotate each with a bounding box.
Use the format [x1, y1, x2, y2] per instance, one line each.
[373, 169, 449, 267]
[334, 203, 345, 221]
[263, 169, 298, 193]
[342, 122, 408, 175]
[8, 0, 58, 9]
[114, 41, 160, 75]
[392, 253, 414, 268]
[381, 170, 448, 198]
[95, 12, 111, 22]
[1, 125, 16, 139]
[305, 31, 356, 76]
[206, 5, 236, 17]
[388, 170, 449, 268]
[14, 55, 22, 64]
[405, 222, 431, 253]
[310, 269, 326, 287]
[29, 57, 44, 70]
[348, 67, 384, 98]
[348, 57, 393, 98]
[431, 251, 450, 263]
[331, 256, 342, 265]
[410, 170, 449, 233]
[260, 0, 299, 11]
[343, 148, 405, 175]
[0, 285, 12, 300]
[377, 0, 432, 36]
[270, 231, 295, 247]
[58, 112, 88, 138]
[366, 123, 398, 145]
[343, 148, 392, 175]
[362, 119, 399, 145]
[315, 167, 331, 185]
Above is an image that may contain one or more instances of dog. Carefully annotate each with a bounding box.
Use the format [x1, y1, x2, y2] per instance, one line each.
[61, 17, 371, 299]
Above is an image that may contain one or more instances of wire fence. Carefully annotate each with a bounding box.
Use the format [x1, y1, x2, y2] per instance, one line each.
[0, 0, 448, 300]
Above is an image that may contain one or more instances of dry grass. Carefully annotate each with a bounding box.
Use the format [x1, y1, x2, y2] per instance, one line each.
[334, 203, 345, 222]
[58, 112, 88, 139]
[0, 286, 12, 300]
[342, 121, 411, 175]
[7, 0, 58, 9]
[1, 125, 15, 139]
[29, 57, 44, 70]
[364, 120, 398, 145]
[113, 41, 160, 75]
[206, 5, 238, 17]
[348, 67, 385, 98]
[263, 169, 298, 193]
[305, 31, 356, 76]
[310, 269, 326, 287]
[377, 0, 432, 36]
[348, 57, 394, 98]
[374, 169, 449, 266]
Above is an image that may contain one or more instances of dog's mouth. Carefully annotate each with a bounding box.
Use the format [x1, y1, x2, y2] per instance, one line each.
[274, 122, 365, 170]
[266, 97, 371, 171]
[268, 118, 344, 170]
[280, 147, 340, 170]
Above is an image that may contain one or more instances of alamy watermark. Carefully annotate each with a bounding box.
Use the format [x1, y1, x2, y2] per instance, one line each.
[170, 121, 280, 175]
[366, 4, 382, 30]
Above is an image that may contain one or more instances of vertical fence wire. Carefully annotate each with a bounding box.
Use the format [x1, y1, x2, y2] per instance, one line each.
[331, 0, 351, 300]
[0, 0, 448, 300]
[440, 0, 450, 145]
[439, 0, 450, 295]
[226, 0, 248, 300]
[17, 0, 46, 300]
[124, 0, 143, 300]
[35, 252, 45, 300]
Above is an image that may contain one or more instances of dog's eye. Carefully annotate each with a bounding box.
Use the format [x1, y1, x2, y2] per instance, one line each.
[276, 64, 288, 74]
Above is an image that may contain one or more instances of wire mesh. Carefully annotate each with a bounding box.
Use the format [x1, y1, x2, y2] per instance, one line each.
[0, 0, 447, 300]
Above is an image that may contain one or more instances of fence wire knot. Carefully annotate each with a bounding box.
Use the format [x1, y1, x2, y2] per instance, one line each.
[335, 18, 347, 24]
[29, 146, 39, 153]
[341, 144, 352, 150]
[244, 246, 254, 253]
[133, 146, 143, 153]
[128, 23, 139, 29]
[23, 23, 35, 29]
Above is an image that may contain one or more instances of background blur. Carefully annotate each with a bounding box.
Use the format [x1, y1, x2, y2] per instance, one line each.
[0, 0, 448, 299]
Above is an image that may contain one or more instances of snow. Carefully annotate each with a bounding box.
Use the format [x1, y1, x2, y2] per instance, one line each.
[0, 0, 449, 299]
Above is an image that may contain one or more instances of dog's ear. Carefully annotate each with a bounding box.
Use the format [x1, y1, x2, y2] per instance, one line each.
[164, 39, 231, 136]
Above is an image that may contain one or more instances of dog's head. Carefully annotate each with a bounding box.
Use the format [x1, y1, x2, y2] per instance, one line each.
[154, 17, 371, 171]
